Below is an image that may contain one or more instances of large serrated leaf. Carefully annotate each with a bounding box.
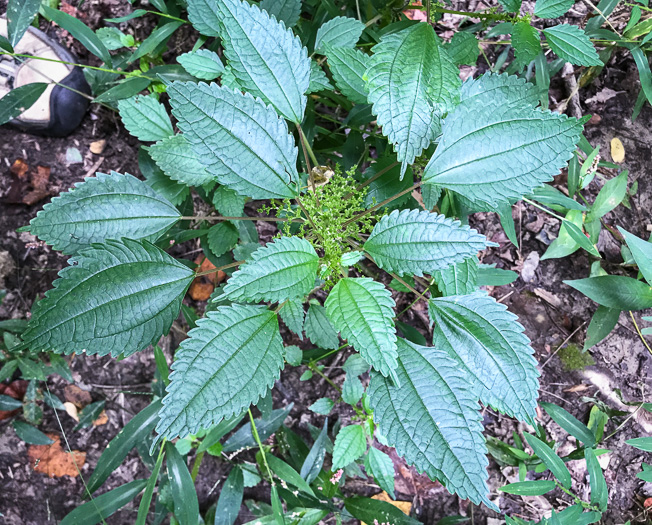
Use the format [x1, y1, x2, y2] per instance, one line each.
[368, 338, 497, 510]
[325, 278, 399, 384]
[314, 16, 364, 52]
[429, 292, 540, 423]
[325, 45, 369, 104]
[168, 82, 299, 199]
[543, 24, 602, 66]
[423, 98, 585, 207]
[156, 304, 284, 441]
[366, 23, 460, 178]
[259, 0, 302, 27]
[186, 0, 310, 122]
[20, 239, 194, 357]
[223, 236, 319, 303]
[149, 134, 215, 187]
[26, 172, 181, 255]
[433, 256, 479, 296]
[460, 72, 540, 109]
[534, 0, 574, 19]
[363, 209, 491, 277]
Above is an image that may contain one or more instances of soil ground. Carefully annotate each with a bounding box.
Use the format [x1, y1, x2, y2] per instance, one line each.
[0, 1, 651, 524]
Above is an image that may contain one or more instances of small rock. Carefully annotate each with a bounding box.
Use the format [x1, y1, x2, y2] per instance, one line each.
[65, 147, 83, 165]
[521, 251, 540, 283]
[90, 140, 106, 155]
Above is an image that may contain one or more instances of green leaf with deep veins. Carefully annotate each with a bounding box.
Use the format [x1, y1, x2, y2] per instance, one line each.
[460, 72, 540, 109]
[429, 292, 540, 424]
[325, 278, 399, 384]
[20, 239, 194, 357]
[366, 23, 460, 178]
[156, 305, 284, 441]
[223, 237, 319, 303]
[26, 171, 181, 255]
[314, 16, 364, 52]
[259, 0, 302, 27]
[423, 96, 585, 207]
[186, 0, 310, 122]
[149, 134, 215, 187]
[167, 82, 299, 199]
[325, 45, 370, 104]
[177, 49, 225, 80]
[363, 209, 492, 277]
[368, 338, 497, 510]
[433, 257, 479, 296]
[543, 24, 602, 66]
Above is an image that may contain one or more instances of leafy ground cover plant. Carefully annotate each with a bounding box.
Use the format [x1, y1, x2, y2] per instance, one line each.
[2, 0, 651, 523]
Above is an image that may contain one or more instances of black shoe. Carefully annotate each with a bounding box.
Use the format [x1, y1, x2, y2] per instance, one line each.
[0, 17, 91, 137]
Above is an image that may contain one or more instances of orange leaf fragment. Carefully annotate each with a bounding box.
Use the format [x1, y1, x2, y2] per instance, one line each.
[27, 434, 86, 478]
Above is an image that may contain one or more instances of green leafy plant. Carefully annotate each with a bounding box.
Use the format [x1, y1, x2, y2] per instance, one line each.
[4, 0, 648, 522]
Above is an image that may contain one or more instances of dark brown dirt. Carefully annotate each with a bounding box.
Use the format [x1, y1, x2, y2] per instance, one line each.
[1, 1, 651, 524]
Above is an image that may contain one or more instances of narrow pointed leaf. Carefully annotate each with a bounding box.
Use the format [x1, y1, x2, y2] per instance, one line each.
[500, 480, 556, 495]
[259, 0, 302, 27]
[564, 275, 652, 310]
[364, 447, 396, 499]
[366, 23, 460, 177]
[168, 82, 299, 199]
[214, 467, 244, 525]
[368, 338, 496, 510]
[363, 209, 491, 277]
[7, 0, 41, 47]
[224, 237, 319, 303]
[13, 421, 54, 445]
[585, 448, 608, 511]
[325, 45, 369, 104]
[325, 278, 399, 383]
[345, 497, 420, 525]
[166, 442, 200, 525]
[618, 227, 652, 285]
[543, 25, 602, 66]
[0, 82, 48, 126]
[423, 99, 585, 207]
[177, 49, 225, 80]
[26, 172, 181, 254]
[314, 16, 364, 52]
[118, 95, 173, 142]
[20, 239, 194, 357]
[301, 418, 328, 483]
[540, 402, 595, 446]
[88, 400, 162, 493]
[523, 434, 571, 488]
[156, 305, 284, 441]
[429, 292, 540, 423]
[187, 0, 310, 122]
[60, 480, 147, 525]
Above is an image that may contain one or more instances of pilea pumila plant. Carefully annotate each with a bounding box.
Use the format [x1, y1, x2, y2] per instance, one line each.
[9, 0, 640, 522]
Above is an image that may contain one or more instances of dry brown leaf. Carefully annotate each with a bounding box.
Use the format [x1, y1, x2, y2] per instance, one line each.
[90, 140, 106, 155]
[27, 434, 86, 478]
[189, 256, 226, 301]
[92, 410, 109, 426]
[64, 385, 92, 409]
[10, 158, 29, 179]
[63, 402, 79, 422]
[31, 166, 50, 191]
[564, 384, 589, 393]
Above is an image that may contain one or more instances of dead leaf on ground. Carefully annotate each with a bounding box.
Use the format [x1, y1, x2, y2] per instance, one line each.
[63, 402, 79, 422]
[10, 158, 29, 179]
[27, 434, 86, 478]
[564, 384, 589, 393]
[64, 385, 92, 409]
[610, 137, 625, 163]
[90, 140, 106, 155]
[22, 166, 51, 205]
[189, 256, 226, 301]
[92, 410, 109, 426]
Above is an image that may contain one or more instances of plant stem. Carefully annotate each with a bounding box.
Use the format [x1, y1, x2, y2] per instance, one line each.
[248, 409, 275, 484]
[191, 451, 204, 482]
[297, 123, 319, 167]
[629, 311, 652, 357]
[345, 161, 399, 199]
[196, 260, 243, 277]
[309, 362, 342, 395]
[522, 197, 566, 222]
[181, 215, 303, 223]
